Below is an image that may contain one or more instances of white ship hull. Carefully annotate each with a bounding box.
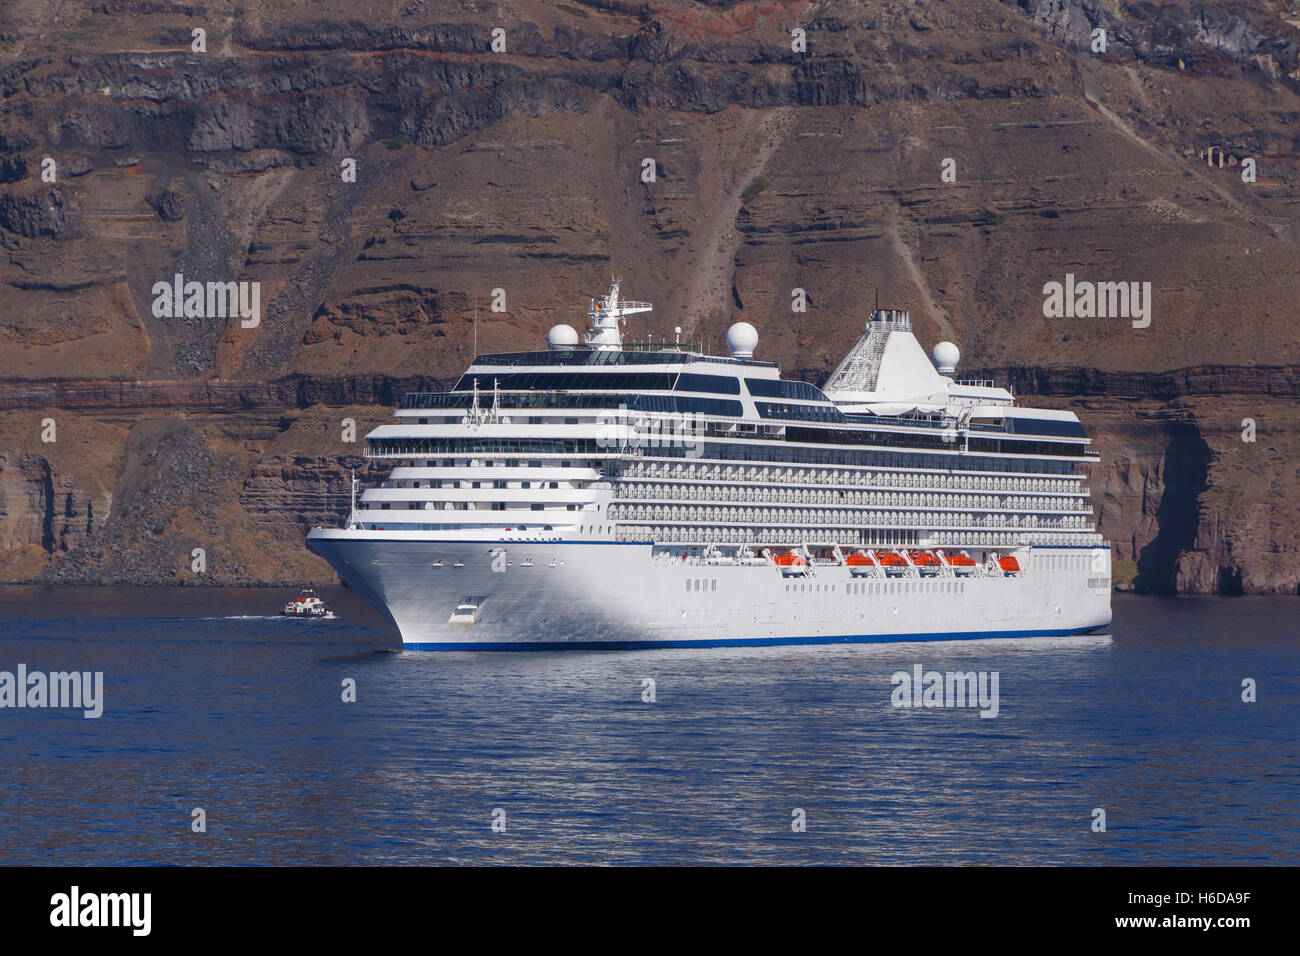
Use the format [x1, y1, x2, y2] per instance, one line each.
[307, 289, 1114, 650]
[308, 530, 1112, 649]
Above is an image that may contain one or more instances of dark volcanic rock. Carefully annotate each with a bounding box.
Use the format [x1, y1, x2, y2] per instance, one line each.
[36, 423, 239, 586]
[0, 374, 454, 411]
[1005, 0, 1298, 72]
[0, 152, 27, 184]
[0, 185, 81, 238]
[145, 179, 186, 221]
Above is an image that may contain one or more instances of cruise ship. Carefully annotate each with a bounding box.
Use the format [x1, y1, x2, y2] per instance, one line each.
[307, 281, 1112, 649]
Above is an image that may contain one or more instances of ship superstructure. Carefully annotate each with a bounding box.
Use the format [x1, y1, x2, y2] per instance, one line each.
[307, 281, 1111, 649]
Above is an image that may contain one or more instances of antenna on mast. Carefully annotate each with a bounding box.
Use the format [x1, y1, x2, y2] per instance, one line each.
[348, 469, 358, 528]
[582, 275, 652, 352]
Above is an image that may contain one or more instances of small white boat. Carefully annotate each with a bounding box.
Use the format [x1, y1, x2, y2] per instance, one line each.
[282, 588, 336, 619]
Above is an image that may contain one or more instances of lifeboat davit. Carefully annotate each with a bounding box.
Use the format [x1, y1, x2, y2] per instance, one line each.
[873, 550, 908, 575]
[999, 556, 1021, 574]
[907, 550, 942, 573]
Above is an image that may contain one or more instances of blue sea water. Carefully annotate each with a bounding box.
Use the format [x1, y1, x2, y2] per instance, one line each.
[0, 586, 1295, 865]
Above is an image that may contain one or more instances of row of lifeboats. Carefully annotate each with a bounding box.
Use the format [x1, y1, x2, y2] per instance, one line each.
[770, 548, 1021, 578]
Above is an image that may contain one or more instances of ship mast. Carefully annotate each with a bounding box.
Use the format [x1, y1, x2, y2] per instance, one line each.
[348, 469, 358, 528]
[582, 278, 652, 351]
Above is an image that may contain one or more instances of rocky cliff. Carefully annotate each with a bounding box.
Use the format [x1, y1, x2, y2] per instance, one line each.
[1, 0, 1298, 592]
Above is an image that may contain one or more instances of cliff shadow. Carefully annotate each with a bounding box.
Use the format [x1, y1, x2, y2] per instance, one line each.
[1134, 419, 1212, 594]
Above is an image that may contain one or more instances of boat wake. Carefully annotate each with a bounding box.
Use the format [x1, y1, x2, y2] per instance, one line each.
[196, 614, 340, 622]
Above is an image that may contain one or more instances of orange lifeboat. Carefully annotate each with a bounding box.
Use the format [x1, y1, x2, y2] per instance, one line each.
[774, 550, 810, 576]
[999, 556, 1021, 574]
[907, 550, 942, 576]
[845, 550, 875, 576]
[941, 551, 978, 574]
[873, 550, 908, 575]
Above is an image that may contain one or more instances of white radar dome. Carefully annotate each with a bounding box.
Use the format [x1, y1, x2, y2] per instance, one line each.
[932, 341, 960, 375]
[726, 322, 759, 359]
[547, 324, 579, 350]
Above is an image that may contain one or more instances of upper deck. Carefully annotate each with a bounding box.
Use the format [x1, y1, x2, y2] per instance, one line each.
[377, 282, 1096, 465]
[326, 282, 1104, 552]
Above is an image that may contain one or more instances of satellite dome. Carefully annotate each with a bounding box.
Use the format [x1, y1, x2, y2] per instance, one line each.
[932, 341, 960, 375]
[547, 324, 579, 350]
[726, 322, 759, 359]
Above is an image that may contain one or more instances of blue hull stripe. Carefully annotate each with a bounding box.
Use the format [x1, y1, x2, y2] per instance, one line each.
[401, 624, 1107, 651]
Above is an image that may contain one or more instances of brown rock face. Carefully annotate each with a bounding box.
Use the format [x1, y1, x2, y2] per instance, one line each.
[0, 455, 56, 554]
[0, 451, 102, 576]
[241, 454, 393, 546]
[0, 0, 1298, 591]
[0, 185, 82, 239]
